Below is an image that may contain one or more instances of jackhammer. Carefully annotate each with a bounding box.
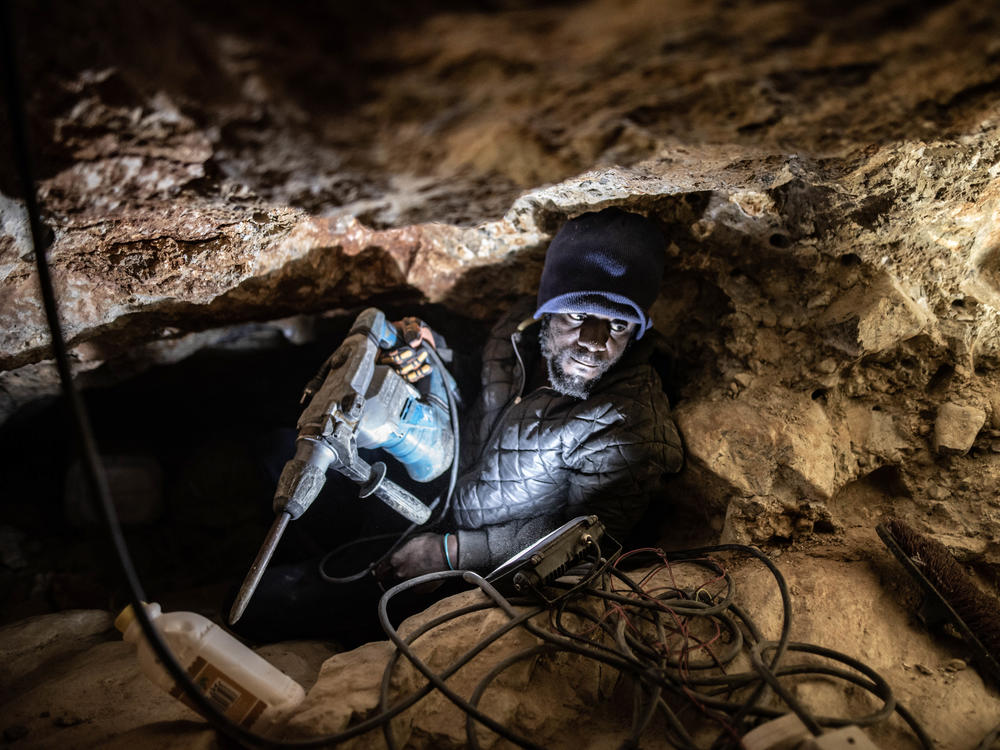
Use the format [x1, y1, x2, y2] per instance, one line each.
[229, 308, 457, 624]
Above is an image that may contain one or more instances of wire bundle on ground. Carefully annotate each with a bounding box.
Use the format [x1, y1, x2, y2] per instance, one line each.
[374, 543, 937, 749]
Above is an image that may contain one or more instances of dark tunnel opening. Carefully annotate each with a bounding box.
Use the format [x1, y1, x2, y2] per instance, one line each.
[0, 304, 492, 625]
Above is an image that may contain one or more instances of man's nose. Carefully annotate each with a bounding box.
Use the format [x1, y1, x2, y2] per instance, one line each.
[578, 318, 611, 351]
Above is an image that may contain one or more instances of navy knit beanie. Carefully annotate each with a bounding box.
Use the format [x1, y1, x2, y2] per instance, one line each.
[534, 207, 665, 338]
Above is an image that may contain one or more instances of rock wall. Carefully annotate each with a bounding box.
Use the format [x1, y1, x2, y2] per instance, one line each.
[7, 0, 1000, 568]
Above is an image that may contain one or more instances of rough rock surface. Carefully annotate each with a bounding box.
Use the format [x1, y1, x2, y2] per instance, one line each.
[0, 608, 335, 749]
[934, 401, 987, 455]
[4, 552, 998, 750]
[3, 0, 1000, 745]
[1, 0, 1000, 562]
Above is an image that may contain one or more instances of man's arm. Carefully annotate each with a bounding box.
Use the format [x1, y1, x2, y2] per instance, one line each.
[454, 390, 683, 571]
[454, 514, 562, 572]
[391, 430, 680, 575]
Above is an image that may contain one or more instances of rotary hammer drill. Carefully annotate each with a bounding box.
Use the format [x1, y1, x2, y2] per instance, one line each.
[229, 308, 456, 623]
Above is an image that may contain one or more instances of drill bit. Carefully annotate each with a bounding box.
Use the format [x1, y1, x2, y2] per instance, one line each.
[229, 511, 291, 625]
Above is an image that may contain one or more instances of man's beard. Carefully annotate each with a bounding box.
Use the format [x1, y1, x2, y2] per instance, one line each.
[539, 316, 616, 399]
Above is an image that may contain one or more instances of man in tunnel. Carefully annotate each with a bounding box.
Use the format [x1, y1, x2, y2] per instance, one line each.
[234, 207, 683, 643]
[384, 207, 684, 580]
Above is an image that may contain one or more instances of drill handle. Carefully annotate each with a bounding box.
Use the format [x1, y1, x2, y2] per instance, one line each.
[374, 315, 400, 349]
[346, 309, 400, 350]
[359, 461, 432, 524]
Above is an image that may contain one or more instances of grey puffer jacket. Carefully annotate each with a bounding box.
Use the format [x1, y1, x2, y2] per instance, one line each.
[452, 299, 683, 572]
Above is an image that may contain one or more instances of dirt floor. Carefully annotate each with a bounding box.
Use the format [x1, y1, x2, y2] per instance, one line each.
[1, 453, 998, 750]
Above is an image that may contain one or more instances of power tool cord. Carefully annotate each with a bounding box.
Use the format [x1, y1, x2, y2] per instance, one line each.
[0, 3, 279, 747]
[0, 6, 458, 747]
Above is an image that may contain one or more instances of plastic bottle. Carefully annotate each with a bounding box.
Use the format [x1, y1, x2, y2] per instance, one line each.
[115, 603, 305, 730]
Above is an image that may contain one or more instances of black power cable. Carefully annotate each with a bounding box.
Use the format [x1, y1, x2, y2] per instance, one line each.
[370, 545, 942, 749]
[412, 545, 933, 748]
[0, 3, 268, 747]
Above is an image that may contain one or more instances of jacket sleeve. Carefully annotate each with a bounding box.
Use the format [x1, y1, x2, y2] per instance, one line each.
[455, 514, 562, 572]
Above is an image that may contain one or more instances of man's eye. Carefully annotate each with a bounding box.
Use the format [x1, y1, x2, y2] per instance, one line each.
[567, 313, 587, 322]
[611, 321, 629, 333]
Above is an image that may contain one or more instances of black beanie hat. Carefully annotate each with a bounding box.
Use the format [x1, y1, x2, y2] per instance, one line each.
[533, 207, 665, 338]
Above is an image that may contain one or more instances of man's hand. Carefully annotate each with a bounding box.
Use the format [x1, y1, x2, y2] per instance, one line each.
[380, 316, 436, 383]
[385, 532, 456, 581]
[396, 316, 437, 350]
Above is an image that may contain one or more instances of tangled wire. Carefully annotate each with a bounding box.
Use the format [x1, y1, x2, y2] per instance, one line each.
[370, 542, 936, 750]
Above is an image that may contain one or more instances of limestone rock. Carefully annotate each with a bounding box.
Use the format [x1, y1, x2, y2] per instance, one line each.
[934, 402, 986, 455]
[281, 640, 400, 744]
[819, 272, 930, 357]
[4, 0, 1000, 431]
[845, 404, 910, 464]
[676, 391, 837, 501]
[253, 640, 340, 693]
[674, 390, 841, 543]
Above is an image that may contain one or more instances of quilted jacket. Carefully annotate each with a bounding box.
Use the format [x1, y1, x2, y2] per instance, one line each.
[452, 299, 683, 572]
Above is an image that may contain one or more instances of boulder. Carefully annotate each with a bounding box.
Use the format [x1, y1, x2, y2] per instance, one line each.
[819, 272, 930, 357]
[674, 390, 841, 544]
[934, 402, 986, 455]
[845, 404, 910, 464]
[676, 393, 837, 502]
[282, 594, 614, 749]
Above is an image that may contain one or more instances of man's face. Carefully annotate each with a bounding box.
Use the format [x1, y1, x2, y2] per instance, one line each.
[540, 313, 637, 399]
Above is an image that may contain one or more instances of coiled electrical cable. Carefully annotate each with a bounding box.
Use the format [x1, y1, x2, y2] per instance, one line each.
[371, 545, 941, 749]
